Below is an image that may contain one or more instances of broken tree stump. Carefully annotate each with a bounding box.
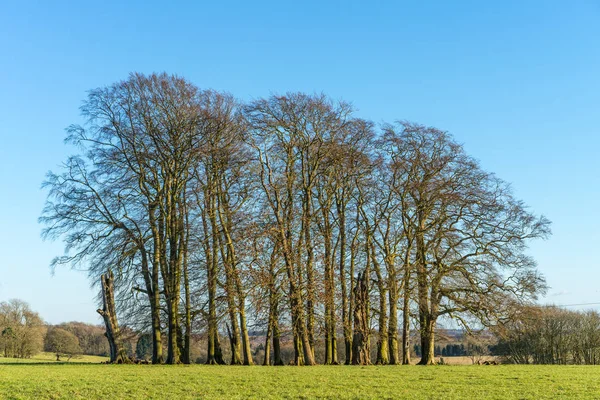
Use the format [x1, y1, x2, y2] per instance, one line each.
[97, 270, 129, 364]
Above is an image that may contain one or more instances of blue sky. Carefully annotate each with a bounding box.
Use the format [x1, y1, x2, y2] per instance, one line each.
[0, 1, 599, 324]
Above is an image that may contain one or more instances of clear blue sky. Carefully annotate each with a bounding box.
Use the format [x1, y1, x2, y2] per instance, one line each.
[1, 1, 598, 324]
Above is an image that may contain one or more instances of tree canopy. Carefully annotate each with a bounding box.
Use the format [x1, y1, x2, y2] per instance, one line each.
[41, 72, 550, 365]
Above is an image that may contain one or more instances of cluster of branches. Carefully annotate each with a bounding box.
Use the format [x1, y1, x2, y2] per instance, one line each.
[492, 306, 600, 365]
[41, 72, 550, 365]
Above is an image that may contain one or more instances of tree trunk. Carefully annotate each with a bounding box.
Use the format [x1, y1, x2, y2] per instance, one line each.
[216, 213, 242, 365]
[388, 276, 399, 365]
[263, 316, 272, 366]
[271, 297, 284, 366]
[239, 309, 254, 365]
[182, 215, 192, 364]
[322, 214, 336, 365]
[418, 315, 436, 365]
[97, 270, 129, 364]
[402, 286, 412, 365]
[217, 182, 253, 366]
[416, 212, 434, 365]
[304, 214, 316, 360]
[203, 199, 225, 365]
[352, 271, 370, 365]
[267, 245, 284, 366]
[166, 293, 181, 364]
[372, 249, 389, 365]
[337, 200, 352, 365]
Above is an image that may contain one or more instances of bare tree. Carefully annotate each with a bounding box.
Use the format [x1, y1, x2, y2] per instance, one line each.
[380, 121, 550, 364]
[42, 73, 214, 364]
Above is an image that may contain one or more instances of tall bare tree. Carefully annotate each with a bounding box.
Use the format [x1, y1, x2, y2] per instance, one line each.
[380, 121, 550, 364]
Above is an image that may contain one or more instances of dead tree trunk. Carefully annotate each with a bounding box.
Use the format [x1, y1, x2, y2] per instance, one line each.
[352, 271, 370, 365]
[97, 270, 129, 364]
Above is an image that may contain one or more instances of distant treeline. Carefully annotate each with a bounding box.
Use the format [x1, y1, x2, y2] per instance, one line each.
[492, 306, 600, 365]
[0, 299, 109, 359]
[41, 72, 550, 365]
[5, 299, 599, 364]
[413, 343, 479, 358]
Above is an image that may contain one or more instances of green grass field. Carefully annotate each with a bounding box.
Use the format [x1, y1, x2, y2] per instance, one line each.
[0, 352, 108, 364]
[1, 361, 599, 399]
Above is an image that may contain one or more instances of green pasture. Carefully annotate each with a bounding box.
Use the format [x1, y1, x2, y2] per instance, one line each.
[0, 361, 598, 399]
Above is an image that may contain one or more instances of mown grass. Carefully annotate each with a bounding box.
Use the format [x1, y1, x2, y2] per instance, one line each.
[0, 363, 599, 399]
[0, 352, 108, 364]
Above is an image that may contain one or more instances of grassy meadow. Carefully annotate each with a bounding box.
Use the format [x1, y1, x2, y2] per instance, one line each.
[0, 352, 108, 364]
[1, 361, 600, 399]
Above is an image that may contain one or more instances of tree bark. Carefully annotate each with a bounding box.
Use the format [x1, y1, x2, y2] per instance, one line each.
[203, 197, 225, 365]
[388, 269, 399, 365]
[402, 262, 411, 365]
[337, 198, 352, 365]
[418, 315, 436, 365]
[416, 212, 435, 365]
[97, 270, 129, 364]
[352, 271, 370, 365]
[372, 247, 389, 365]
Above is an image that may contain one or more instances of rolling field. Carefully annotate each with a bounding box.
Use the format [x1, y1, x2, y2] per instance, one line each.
[1, 362, 599, 399]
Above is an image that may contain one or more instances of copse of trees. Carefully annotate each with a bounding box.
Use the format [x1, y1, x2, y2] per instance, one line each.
[0, 300, 45, 358]
[492, 305, 600, 365]
[55, 322, 110, 356]
[40, 72, 550, 365]
[0, 299, 131, 361]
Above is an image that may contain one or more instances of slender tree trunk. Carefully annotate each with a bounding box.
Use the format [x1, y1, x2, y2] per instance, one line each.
[267, 243, 284, 366]
[182, 210, 191, 364]
[303, 193, 316, 359]
[224, 276, 242, 365]
[283, 231, 315, 366]
[416, 214, 434, 365]
[271, 290, 284, 366]
[147, 206, 164, 364]
[373, 249, 389, 365]
[388, 272, 399, 365]
[203, 197, 225, 365]
[282, 238, 306, 366]
[402, 283, 412, 365]
[212, 188, 242, 366]
[217, 179, 253, 365]
[322, 213, 336, 365]
[263, 315, 272, 366]
[345, 207, 360, 365]
[337, 199, 352, 365]
[239, 309, 253, 365]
